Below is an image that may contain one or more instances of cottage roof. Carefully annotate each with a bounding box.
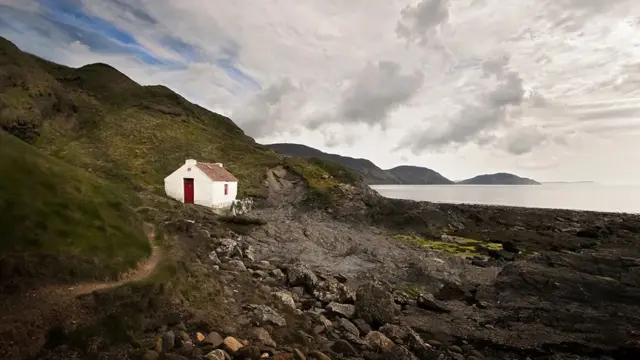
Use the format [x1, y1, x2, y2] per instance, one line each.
[195, 162, 239, 182]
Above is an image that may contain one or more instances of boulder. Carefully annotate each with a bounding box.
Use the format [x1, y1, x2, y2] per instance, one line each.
[326, 302, 355, 318]
[287, 263, 319, 292]
[354, 281, 396, 327]
[364, 331, 395, 352]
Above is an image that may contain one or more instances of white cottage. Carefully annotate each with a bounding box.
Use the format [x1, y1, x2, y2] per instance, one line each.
[164, 159, 238, 209]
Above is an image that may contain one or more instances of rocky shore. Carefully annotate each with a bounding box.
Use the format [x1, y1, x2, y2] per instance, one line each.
[7, 184, 640, 360]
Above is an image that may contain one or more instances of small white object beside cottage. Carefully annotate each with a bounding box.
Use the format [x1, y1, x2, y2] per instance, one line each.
[164, 159, 238, 209]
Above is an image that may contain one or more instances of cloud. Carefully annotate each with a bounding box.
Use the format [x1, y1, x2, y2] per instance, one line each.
[337, 61, 424, 128]
[401, 53, 528, 154]
[396, 0, 450, 44]
[2, 0, 640, 183]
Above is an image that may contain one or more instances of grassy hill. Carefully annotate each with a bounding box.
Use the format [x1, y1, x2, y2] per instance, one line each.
[0, 36, 365, 290]
[0, 130, 150, 289]
[0, 36, 285, 197]
[269, 143, 452, 185]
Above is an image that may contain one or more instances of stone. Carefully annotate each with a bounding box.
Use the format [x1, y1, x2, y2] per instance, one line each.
[223, 336, 243, 354]
[331, 339, 357, 356]
[294, 348, 307, 360]
[338, 318, 359, 337]
[141, 350, 159, 360]
[250, 327, 277, 348]
[273, 290, 296, 309]
[469, 350, 486, 360]
[449, 353, 465, 360]
[364, 331, 395, 352]
[352, 319, 371, 335]
[228, 259, 247, 271]
[379, 324, 408, 344]
[243, 245, 257, 262]
[287, 263, 319, 292]
[203, 332, 224, 347]
[335, 273, 348, 283]
[326, 302, 355, 318]
[354, 281, 396, 327]
[307, 351, 331, 360]
[205, 349, 230, 360]
[271, 268, 285, 279]
[195, 332, 205, 342]
[235, 345, 261, 360]
[249, 305, 287, 327]
[448, 345, 462, 354]
[162, 331, 176, 352]
[385, 345, 418, 360]
[216, 238, 240, 259]
[417, 293, 451, 313]
[272, 353, 295, 360]
[313, 279, 353, 303]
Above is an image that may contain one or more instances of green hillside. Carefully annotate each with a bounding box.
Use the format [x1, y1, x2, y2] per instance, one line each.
[0, 36, 285, 198]
[0, 130, 150, 287]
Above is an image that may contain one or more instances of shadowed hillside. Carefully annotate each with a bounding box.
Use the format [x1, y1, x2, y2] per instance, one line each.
[459, 172, 540, 185]
[0, 130, 150, 291]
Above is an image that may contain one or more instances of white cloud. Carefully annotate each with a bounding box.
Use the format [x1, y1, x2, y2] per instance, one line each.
[1, 0, 640, 183]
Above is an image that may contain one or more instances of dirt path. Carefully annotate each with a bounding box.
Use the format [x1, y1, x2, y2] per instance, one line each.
[0, 223, 161, 360]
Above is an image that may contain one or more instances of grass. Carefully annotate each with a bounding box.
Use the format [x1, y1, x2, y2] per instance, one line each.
[392, 234, 503, 257]
[283, 156, 362, 204]
[0, 130, 150, 281]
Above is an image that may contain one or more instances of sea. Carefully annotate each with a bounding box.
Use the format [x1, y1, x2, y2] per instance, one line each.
[369, 183, 640, 214]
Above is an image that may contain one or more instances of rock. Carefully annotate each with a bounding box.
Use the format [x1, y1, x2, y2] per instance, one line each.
[223, 336, 243, 354]
[228, 259, 247, 271]
[334, 273, 348, 283]
[353, 318, 372, 335]
[272, 353, 294, 360]
[326, 302, 355, 318]
[271, 268, 285, 279]
[273, 290, 296, 309]
[162, 331, 176, 352]
[354, 281, 396, 327]
[205, 349, 230, 360]
[243, 245, 257, 262]
[203, 332, 224, 347]
[287, 263, 319, 292]
[208, 251, 221, 264]
[216, 238, 241, 258]
[379, 324, 408, 344]
[141, 350, 159, 360]
[448, 345, 462, 354]
[393, 291, 410, 306]
[502, 240, 520, 254]
[294, 348, 307, 360]
[385, 345, 418, 360]
[250, 327, 277, 348]
[249, 305, 287, 327]
[235, 345, 261, 360]
[307, 351, 331, 360]
[469, 349, 486, 360]
[306, 311, 333, 332]
[176, 330, 191, 348]
[364, 331, 395, 352]
[488, 249, 516, 261]
[154, 337, 163, 353]
[417, 293, 451, 313]
[449, 353, 465, 360]
[330, 339, 357, 356]
[313, 279, 353, 303]
[405, 329, 434, 359]
[337, 318, 359, 337]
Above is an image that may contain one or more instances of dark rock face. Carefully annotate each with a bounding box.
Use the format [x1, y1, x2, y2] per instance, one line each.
[354, 281, 396, 328]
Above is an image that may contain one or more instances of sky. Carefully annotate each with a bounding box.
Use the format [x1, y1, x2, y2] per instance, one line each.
[1, 0, 640, 184]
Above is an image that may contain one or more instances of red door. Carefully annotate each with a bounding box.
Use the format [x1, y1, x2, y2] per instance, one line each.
[224, 183, 229, 195]
[183, 178, 194, 204]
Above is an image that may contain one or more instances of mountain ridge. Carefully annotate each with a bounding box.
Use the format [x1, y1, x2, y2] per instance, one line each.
[268, 142, 453, 185]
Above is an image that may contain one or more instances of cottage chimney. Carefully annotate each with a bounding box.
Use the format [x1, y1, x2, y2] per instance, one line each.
[185, 159, 197, 166]
[214, 163, 223, 168]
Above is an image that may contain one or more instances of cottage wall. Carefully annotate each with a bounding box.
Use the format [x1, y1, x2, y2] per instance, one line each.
[164, 163, 214, 206]
[211, 181, 238, 209]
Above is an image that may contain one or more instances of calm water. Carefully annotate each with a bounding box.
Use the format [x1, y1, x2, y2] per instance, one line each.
[370, 183, 640, 214]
